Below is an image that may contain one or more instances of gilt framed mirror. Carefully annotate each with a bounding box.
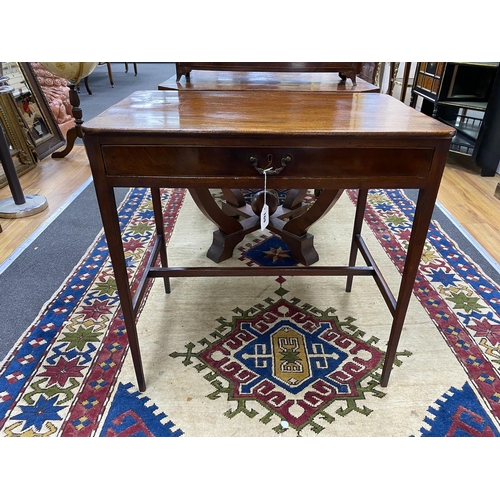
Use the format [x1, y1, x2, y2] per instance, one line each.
[1, 62, 65, 161]
[0, 89, 37, 189]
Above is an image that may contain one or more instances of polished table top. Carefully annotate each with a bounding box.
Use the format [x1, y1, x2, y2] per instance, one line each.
[159, 70, 379, 93]
[83, 90, 454, 140]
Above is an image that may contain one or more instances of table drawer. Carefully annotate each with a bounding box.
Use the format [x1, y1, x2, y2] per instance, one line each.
[102, 145, 435, 180]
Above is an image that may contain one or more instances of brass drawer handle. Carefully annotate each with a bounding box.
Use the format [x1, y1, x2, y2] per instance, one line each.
[250, 153, 293, 174]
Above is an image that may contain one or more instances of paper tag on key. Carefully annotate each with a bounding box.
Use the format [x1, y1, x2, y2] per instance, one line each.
[260, 203, 269, 231]
[260, 167, 272, 231]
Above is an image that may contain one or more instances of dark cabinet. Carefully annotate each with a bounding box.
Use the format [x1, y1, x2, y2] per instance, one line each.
[410, 62, 500, 176]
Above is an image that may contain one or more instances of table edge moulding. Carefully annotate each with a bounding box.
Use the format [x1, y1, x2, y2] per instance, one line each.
[82, 90, 455, 392]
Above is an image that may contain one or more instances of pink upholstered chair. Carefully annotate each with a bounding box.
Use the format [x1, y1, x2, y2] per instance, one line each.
[30, 62, 73, 139]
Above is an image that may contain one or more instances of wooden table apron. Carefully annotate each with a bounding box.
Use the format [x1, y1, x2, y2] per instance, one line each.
[82, 90, 454, 392]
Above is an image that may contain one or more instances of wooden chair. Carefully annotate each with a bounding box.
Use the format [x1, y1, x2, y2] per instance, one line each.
[81, 63, 138, 94]
[105, 62, 138, 88]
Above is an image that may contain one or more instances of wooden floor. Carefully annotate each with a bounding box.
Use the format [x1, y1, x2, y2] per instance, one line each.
[1, 145, 500, 268]
[438, 154, 500, 264]
[0, 147, 92, 267]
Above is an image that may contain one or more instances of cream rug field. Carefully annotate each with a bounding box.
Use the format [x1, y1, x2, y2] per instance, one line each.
[120, 191, 468, 437]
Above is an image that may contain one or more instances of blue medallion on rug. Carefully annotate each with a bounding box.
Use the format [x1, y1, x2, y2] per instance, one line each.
[100, 382, 183, 437]
[245, 236, 298, 267]
[419, 382, 500, 437]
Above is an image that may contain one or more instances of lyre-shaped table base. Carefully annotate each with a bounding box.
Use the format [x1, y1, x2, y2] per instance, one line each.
[188, 188, 344, 266]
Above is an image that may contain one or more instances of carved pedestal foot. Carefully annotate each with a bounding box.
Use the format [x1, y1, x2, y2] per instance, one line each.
[207, 230, 247, 263]
[279, 231, 318, 266]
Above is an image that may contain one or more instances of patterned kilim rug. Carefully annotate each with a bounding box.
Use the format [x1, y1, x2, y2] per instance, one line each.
[1, 186, 500, 437]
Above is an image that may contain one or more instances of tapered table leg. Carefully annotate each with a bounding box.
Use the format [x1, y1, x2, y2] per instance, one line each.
[380, 187, 438, 386]
[151, 187, 170, 293]
[346, 189, 368, 292]
[99, 186, 146, 391]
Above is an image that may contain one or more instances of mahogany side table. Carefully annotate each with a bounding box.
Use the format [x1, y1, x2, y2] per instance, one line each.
[83, 90, 454, 392]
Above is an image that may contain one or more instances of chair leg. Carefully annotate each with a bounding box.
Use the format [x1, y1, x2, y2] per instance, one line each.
[125, 63, 138, 76]
[84, 76, 92, 95]
[106, 63, 114, 87]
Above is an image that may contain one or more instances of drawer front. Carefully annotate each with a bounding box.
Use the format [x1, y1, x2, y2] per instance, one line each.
[102, 145, 435, 181]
